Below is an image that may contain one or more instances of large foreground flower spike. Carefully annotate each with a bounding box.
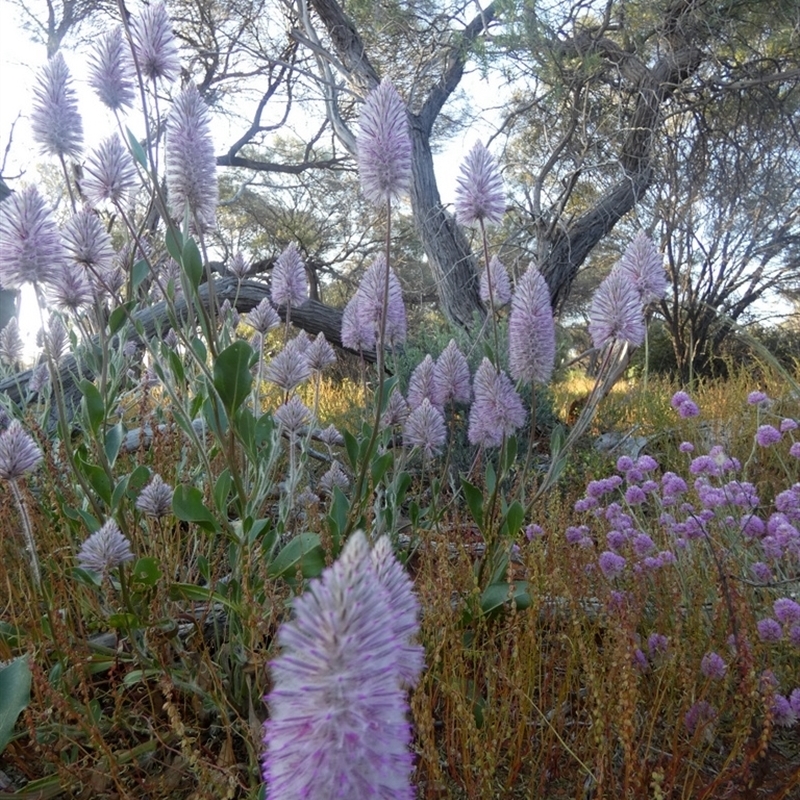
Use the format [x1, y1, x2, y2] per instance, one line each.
[166, 84, 218, 232]
[468, 358, 527, 448]
[508, 264, 556, 385]
[262, 531, 418, 799]
[271, 243, 307, 308]
[88, 27, 135, 112]
[357, 79, 413, 206]
[588, 269, 646, 350]
[0, 185, 67, 289]
[30, 52, 84, 161]
[615, 231, 667, 306]
[454, 141, 505, 228]
[130, 1, 181, 84]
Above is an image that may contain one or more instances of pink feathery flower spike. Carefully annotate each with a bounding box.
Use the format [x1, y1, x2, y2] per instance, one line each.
[77, 520, 134, 575]
[508, 263, 556, 385]
[0, 420, 42, 481]
[166, 84, 218, 232]
[357, 79, 413, 206]
[480, 255, 512, 308]
[434, 339, 471, 407]
[130, 1, 181, 84]
[50, 263, 93, 313]
[264, 347, 311, 392]
[136, 474, 174, 519]
[262, 531, 418, 799]
[30, 52, 83, 160]
[0, 319, 24, 367]
[341, 293, 375, 352]
[403, 397, 447, 459]
[306, 332, 337, 373]
[246, 298, 280, 335]
[0, 185, 67, 289]
[455, 141, 505, 227]
[273, 395, 312, 435]
[615, 231, 667, 306]
[356, 254, 407, 347]
[82, 136, 138, 207]
[271, 243, 307, 308]
[407, 354, 440, 411]
[382, 388, 410, 428]
[588, 269, 645, 350]
[468, 358, 526, 448]
[88, 27, 135, 111]
[63, 209, 115, 272]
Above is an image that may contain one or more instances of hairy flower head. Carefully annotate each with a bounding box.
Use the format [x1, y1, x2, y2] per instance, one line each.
[82, 136, 139, 207]
[468, 359, 526, 448]
[433, 339, 471, 407]
[403, 397, 447, 459]
[454, 141, 505, 227]
[0, 420, 42, 481]
[356, 254, 407, 347]
[480, 255, 512, 308]
[130, 2, 181, 83]
[88, 27, 135, 111]
[271, 243, 307, 308]
[615, 232, 667, 305]
[508, 263, 556, 385]
[588, 269, 645, 349]
[77, 520, 134, 574]
[30, 52, 83, 160]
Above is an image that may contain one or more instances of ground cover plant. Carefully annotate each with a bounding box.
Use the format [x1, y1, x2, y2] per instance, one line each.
[0, 5, 799, 797]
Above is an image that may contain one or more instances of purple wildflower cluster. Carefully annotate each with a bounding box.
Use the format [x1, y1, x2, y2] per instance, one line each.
[261, 531, 422, 798]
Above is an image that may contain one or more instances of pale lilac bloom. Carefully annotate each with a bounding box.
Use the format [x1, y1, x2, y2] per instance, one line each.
[407, 355, 439, 411]
[679, 441, 695, 453]
[671, 391, 700, 418]
[264, 348, 311, 392]
[747, 390, 769, 405]
[82, 136, 138, 207]
[130, 2, 181, 83]
[262, 531, 417, 799]
[30, 52, 83, 159]
[0, 421, 42, 480]
[774, 598, 800, 626]
[614, 232, 667, 305]
[318, 461, 349, 496]
[341, 293, 374, 352]
[229, 252, 250, 280]
[756, 425, 781, 447]
[246, 298, 280, 335]
[791, 442, 800, 459]
[588, 269, 645, 349]
[356, 254, 407, 347]
[166, 85, 218, 232]
[136, 474, 173, 518]
[273, 395, 311, 434]
[381, 389, 410, 428]
[0, 185, 67, 288]
[49, 263, 93, 313]
[454, 141, 505, 227]
[357, 79, 412, 206]
[77, 520, 134, 574]
[433, 340, 471, 407]
[700, 652, 727, 680]
[271, 243, 307, 308]
[684, 701, 717, 735]
[468, 358, 526, 448]
[63, 209, 115, 272]
[751, 562, 773, 583]
[598, 551, 626, 579]
[403, 398, 447, 459]
[756, 618, 783, 642]
[305, 333, 336, 374]
[780, 418, 798, 432]
[88, 27, 135, 111]
[525, 523, 545, 541]
[772, 695, 798, 728]
[625, 486, 646, 505]
[480, 256, 512, 308]
[0, 318, 24, 366]
[508, 264, 556, 385]
[648, 633, 669, 656]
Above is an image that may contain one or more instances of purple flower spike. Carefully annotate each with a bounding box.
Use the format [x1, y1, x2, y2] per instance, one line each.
[63, 209, 115, 272]
[454, 141, 505, 227]
[407, 355, 439, 411]
[0, 185, 67, 289]
[756, 425, 781, 447]
[229, 252, 250, 280]
[382, 389, 410, 428]
[318, 461, 350, 496]
[88, 27, 135, 111]
[341, 293, 374, 352]
[273, 395, 312, 435]
[356, 254, 407, 347]
[50, 263, 93, 312]
[508, 263, 556, 385]
[357, 79, 412, 206]
[598, 550, 626, 580]
[700, 651, 727, 680]
[588, 269, 645, 349]
[0, 318, 24, 366]
[0, 420, 43, 480]
[262, 531, 417, 800]
[271, 243, 307, 308]
[131, 2, 181, 84]
[166, 85, 218, 232]
[434, 339, 471, 407]
[468, 358, 526, 448]
[615, 232, 667, 305]
[403, 397, 447, 459]
[77, 520, 134, 574]
[480, 255, 512, 308]
[264, 347, 311, 392]
[136, 474, 174, 518]
[246, 298, 280, 335]
[30, 52, 83, 160]
[82, 136, 139, 207]
[306, 332, 337, 374]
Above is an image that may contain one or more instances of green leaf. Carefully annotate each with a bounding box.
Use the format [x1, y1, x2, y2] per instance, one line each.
[79, 380, 104, 434]
[109, 613, 141, 631]
[371, 450, 393, 485]
[126, 127, 148, 169]
[131, 259, 149, 292]
[213, 340, 253, 415]
[129, 557, 161, 588]
[502, 435, 518, 474]
[167, 348, 185, 384]
[104, 422, 124, 467]
[77, 456, 112, 506]
[165, 227, 184, 263]
[182, 237, 203, 290]
[168, 582, 241, 614]
[502, 501, 525, 539]
[343, 430, 359, 472]
[480, 581, 531, 616]
[485, 460, 496, 495]
[108, 301, 135, 336]
[327, 486, 349, 550]
[461, 478, 484, 532]
[268, 533, 325, 580]
[0, 657, 31, 756]
[172, 485, 219, 533]
[214, 469, 232, 514]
